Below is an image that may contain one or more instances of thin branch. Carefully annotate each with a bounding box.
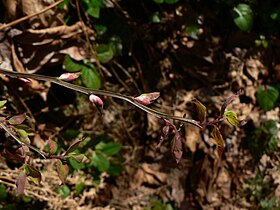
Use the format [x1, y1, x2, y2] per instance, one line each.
[0, 67, 202, 128]
[0, 0, 64, 31]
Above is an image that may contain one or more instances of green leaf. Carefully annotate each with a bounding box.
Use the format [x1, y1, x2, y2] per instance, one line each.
[153, 0, 164, 4]
[85, 0, 101, 18]
[0, 184, 8, 200]
[192, 98, 206, 122]
[95, 142, 121, 156]
[224, 110, 240, 127]
[109, 36, 123, 56]
[69, 158, 86, 170]
[63, 55, 84, 72]
[16, 128, 31, 144]
[211, 125, 224, 158]
[185, 24, 200, 40]
[56, 185, 70, 199]
[75, 182, 85, 196]
[24, 164, 41, 185]
[67, 153, 88, 163]
[0, 100, 7, 110]
[15, 124, 34, 136]
[97, 44, 114, 63]
[233, 3, 254, 31]
[165, 0, 179, 4]
[94, 24, 108, 36]
[108, 165, 122, 176]
[56, 160, 69, 184]
[257, 85, 279, 111]
[92, 152, 110, 172]
[8, 113, 26, 125]
[81, 67, 102, 89]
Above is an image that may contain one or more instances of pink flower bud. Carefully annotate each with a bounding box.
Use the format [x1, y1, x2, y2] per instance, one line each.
[58, 72, 81, 81]
[133, 92, 160, 105]
[89, 94, 103, 108]
[18, 77, 32, 83]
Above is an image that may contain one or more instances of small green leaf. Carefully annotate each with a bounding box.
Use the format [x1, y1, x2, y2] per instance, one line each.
[8, 113, 26, 125]
[108, 165, 122, 176]
[153, 0, 164, 3]
[109, 36, 123, 56]
[24, 164, 41, 185]
[233, 3, 254, 31]
[257, 85, 279, 111]
[95, 142, 121, 156]
[16, 128, 31, 144]
[192, 98, 206, 122]
[81, 67, 102, 89]
[69, 158, 86, 170]
[224, 110, 240, 127]
[63, 55, 84, 72]
[75, 182, 85, 196]
[165, 0, 179, 4]
[97, 44, 114, 63]
[0, 184, 8, 200]
[94, 24, 108, 36]
[0, 100, 7, 110]
[85, 0, 100, 18]
[56, 159, 69, 184]
[211, 125, 224, 158]
[185, 24, 200, 40]
[15, 124, 34, 136]
[56, 185, 70, 199]
[67, 153, 88, 163]
[92, 152, 110, 172]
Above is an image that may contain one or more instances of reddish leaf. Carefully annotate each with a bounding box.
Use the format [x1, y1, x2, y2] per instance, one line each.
[24, 164, 41, 185]
[192, 98, 206, 123]
[133, 92, 160, 105]
[172, 131, 183, 164]
[47, 139, 58, 154]
[58, 72, 81, 81]
[56, 159, 69, 184]
[211, 125, 224, 158]
[65, 138, 84, 155]
[8, 113, 26, 125]
[16, 173, 26, 195]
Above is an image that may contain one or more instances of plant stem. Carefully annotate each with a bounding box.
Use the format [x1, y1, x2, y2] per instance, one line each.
[0, 122, 47, 159]
[0, 67, 202, 128]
